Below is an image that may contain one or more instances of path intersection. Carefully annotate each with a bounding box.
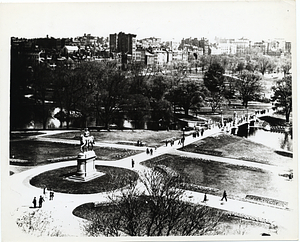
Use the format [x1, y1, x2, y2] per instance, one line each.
[6, 127, 298, 239]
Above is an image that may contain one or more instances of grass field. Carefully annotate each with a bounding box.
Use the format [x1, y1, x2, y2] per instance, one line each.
[180, 133, 292, 166]
[141, 154, 290, 201]
[10, 140, 142, 166]
[29, 165, 138, 194]
[73, 202, 273, 236]
[45, 130, 186, 147]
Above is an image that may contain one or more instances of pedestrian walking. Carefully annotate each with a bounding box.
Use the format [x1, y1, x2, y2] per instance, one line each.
[178, 139, 181, 145]
[202, 193, 207, 203]
[43, 187, 48, 199]
[221, 190, 227, 202]
[150, 148, 153, 155]
[165, 140, 168, 146]
[39, 195, 45, 208]
[32, 197, 37, 208]
[146, 148, 150, 155]
[201, 128, 204, 136]
[131, 159, 135, 168]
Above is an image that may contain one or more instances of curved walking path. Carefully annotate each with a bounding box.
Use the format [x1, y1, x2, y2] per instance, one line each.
[6, 127, 297, 239]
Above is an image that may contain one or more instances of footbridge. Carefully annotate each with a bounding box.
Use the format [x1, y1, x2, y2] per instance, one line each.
[220, 108, 275, 135]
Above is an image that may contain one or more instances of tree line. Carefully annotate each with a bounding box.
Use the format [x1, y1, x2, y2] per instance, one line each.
[10, 52, 292, 130]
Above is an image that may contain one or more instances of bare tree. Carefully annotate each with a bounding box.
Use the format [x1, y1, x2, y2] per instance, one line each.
[16, 210, 63, 236]
[83, 169, 223, 237]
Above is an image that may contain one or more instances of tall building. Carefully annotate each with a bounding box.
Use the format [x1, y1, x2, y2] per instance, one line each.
[285, 42, 291, 54]
[109, 33, 118, 53]
[233, 38, 250, 55]
[109, 32, 137, 55]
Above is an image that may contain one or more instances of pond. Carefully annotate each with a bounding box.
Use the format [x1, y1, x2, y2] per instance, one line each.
[237, 127, 293, 152]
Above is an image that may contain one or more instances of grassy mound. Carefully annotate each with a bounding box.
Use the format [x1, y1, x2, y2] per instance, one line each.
[73, 202, 273, 236]
[30, 165, 138, 194]
[180, 133, 292, 166]
[141, 154, 286, 201]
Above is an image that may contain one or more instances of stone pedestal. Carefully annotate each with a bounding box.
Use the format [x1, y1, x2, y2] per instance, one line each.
[66, 150, 105, 182]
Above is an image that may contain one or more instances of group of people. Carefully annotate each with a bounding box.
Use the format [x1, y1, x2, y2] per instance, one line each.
[136, 140, 144, 147]
[192, 128, 204, 138]
[177, 137, 185, 146]
[202, 190, 227, 203]
[32, 187, 55, 208]
[146, 148, 153, 155]
[32, 196, 45, 208]
[165, 139, 175, 146]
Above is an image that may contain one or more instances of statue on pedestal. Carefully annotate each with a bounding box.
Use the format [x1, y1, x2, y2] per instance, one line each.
[65, 128, 103, 182]
[80, 128, 95, 152]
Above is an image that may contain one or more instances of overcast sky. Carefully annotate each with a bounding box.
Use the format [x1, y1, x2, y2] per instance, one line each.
[0, 1, 296, 43]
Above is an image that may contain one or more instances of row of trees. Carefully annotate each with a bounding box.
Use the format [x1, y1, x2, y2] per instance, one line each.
[11, 52, 292, 130]
[192, 52, 291, 76]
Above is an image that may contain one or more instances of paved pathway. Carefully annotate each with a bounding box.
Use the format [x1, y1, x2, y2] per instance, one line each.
[7, 127, 298, 239]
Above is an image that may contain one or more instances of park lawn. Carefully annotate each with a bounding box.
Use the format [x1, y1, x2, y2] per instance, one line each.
[141, 154, 290, 202]
[180, 133, 292, 166]
[73, 202, 273, 236]
[10, 131, 46, 140]
[29, 165, 138, 194]
[10, 140, 142, 167]
[45, 130, 185, 147]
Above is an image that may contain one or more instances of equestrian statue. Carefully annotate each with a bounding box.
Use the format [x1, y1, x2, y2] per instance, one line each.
[80, 128, 95, 152]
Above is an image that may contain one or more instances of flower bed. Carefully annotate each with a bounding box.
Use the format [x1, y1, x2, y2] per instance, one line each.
[245, 195, 288, 208]
[10, 159, 31, 166]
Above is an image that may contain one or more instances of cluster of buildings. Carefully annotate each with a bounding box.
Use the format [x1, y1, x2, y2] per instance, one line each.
[11, 32, 292, 69]
[211, 37, 291, 56]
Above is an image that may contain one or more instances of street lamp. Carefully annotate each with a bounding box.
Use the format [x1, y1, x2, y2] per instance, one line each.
[220, 109, 224, 127]
[182, 127, 185, 146]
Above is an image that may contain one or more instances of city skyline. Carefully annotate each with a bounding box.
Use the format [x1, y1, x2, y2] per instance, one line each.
[1, 1, 296, 43]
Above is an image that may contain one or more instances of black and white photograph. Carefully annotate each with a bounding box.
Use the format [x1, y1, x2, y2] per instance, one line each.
[0, 0, 298, 241]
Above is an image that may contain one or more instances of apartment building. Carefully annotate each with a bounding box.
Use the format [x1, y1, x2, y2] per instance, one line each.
[109, 32, 137, 55]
